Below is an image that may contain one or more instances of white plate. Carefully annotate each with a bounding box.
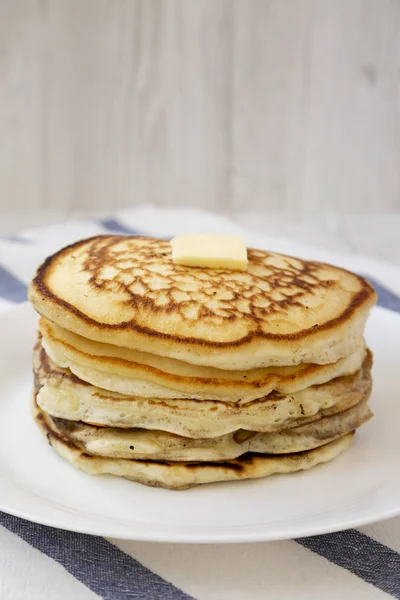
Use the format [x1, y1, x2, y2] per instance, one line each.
[0, 303, 399, 543]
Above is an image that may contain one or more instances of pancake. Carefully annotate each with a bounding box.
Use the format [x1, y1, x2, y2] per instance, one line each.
[29, 236, 377, 370]
[35, 340, 373, 438]
[32, 392, 355, 490]
[40, 319, 367, 402]
[41, 396, 371, 462]
[249, 396, 371, 455]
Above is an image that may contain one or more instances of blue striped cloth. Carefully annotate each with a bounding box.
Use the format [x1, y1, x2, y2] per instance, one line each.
[1, 208, 400, 600]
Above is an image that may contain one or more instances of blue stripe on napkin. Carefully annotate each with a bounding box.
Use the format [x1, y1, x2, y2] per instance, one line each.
[362, 275, 400, 314]
[2, 235, 32, 244]
[297, 530, 400, 599]
[0, 513, 193, 600]
[98, 219, 140, 236]
[98, 219, 169, 240]
[0, 265, 27, 303]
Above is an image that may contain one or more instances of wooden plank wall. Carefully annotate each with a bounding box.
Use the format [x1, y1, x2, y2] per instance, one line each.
[0, 0, 399, 215]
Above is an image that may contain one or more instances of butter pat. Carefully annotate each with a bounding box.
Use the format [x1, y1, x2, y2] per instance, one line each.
[171, 234, 248, 271]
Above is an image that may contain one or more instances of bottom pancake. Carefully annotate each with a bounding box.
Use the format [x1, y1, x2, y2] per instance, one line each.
[32, 390, 355, 490]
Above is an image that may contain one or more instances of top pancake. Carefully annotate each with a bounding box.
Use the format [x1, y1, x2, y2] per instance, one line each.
[29, 235, 377, 370]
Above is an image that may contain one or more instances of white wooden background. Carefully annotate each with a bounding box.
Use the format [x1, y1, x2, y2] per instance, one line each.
[0, 0, 399, 215]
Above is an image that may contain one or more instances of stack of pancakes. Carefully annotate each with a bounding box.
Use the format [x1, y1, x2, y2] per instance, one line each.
[28, 236, 377, 490]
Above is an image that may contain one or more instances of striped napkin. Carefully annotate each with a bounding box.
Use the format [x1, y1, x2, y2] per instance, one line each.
[1, 206, 399, 600]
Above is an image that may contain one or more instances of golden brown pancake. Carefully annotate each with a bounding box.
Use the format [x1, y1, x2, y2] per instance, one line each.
[39, 318, 367, 402]
[34, 339, 373, 438]
[28, 236, 377, 370]
[42, 396, 371, 462]
[32, 390, 355, 490]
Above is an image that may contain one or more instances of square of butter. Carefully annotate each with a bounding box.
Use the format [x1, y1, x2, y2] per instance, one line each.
[170, 233, 248, 271]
